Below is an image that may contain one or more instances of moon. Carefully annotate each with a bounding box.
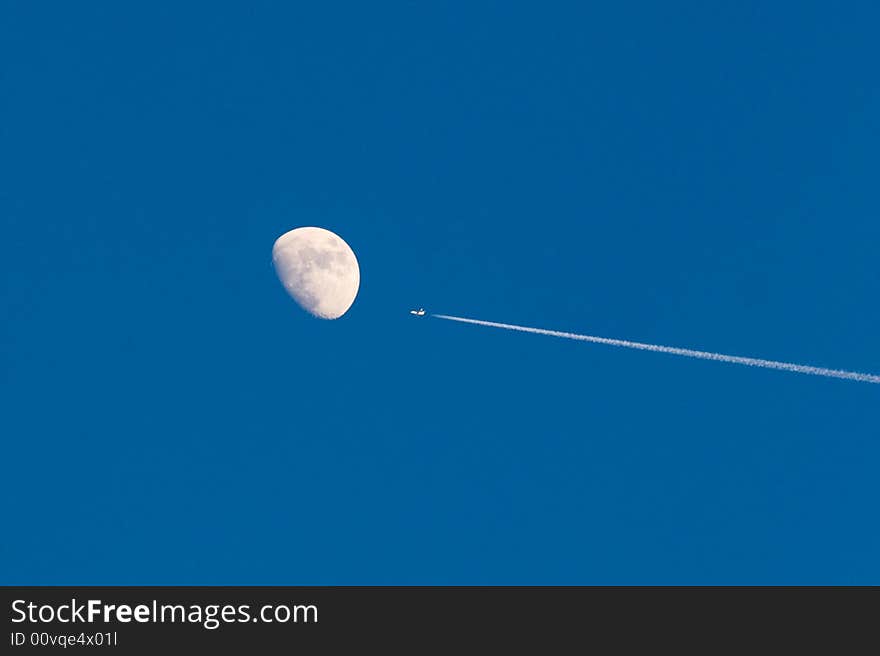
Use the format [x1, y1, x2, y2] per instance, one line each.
[272, 227, 360, 319]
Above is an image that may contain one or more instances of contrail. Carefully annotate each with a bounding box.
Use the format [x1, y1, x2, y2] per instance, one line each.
[432, 314, 880, 385]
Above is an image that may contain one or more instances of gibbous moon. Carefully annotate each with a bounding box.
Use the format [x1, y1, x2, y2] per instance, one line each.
[272, 227, 360, 319]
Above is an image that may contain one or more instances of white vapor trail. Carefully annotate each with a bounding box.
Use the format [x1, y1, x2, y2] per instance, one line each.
[432, 314, 880, 385]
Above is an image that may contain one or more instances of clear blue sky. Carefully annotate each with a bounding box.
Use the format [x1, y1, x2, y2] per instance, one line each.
[2, 2, 878, 584]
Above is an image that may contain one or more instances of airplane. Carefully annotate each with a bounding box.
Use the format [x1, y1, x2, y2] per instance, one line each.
[409, 308, 426, 316]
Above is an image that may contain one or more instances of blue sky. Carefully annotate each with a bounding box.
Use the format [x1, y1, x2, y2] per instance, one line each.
[2, 2, 878, 584]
